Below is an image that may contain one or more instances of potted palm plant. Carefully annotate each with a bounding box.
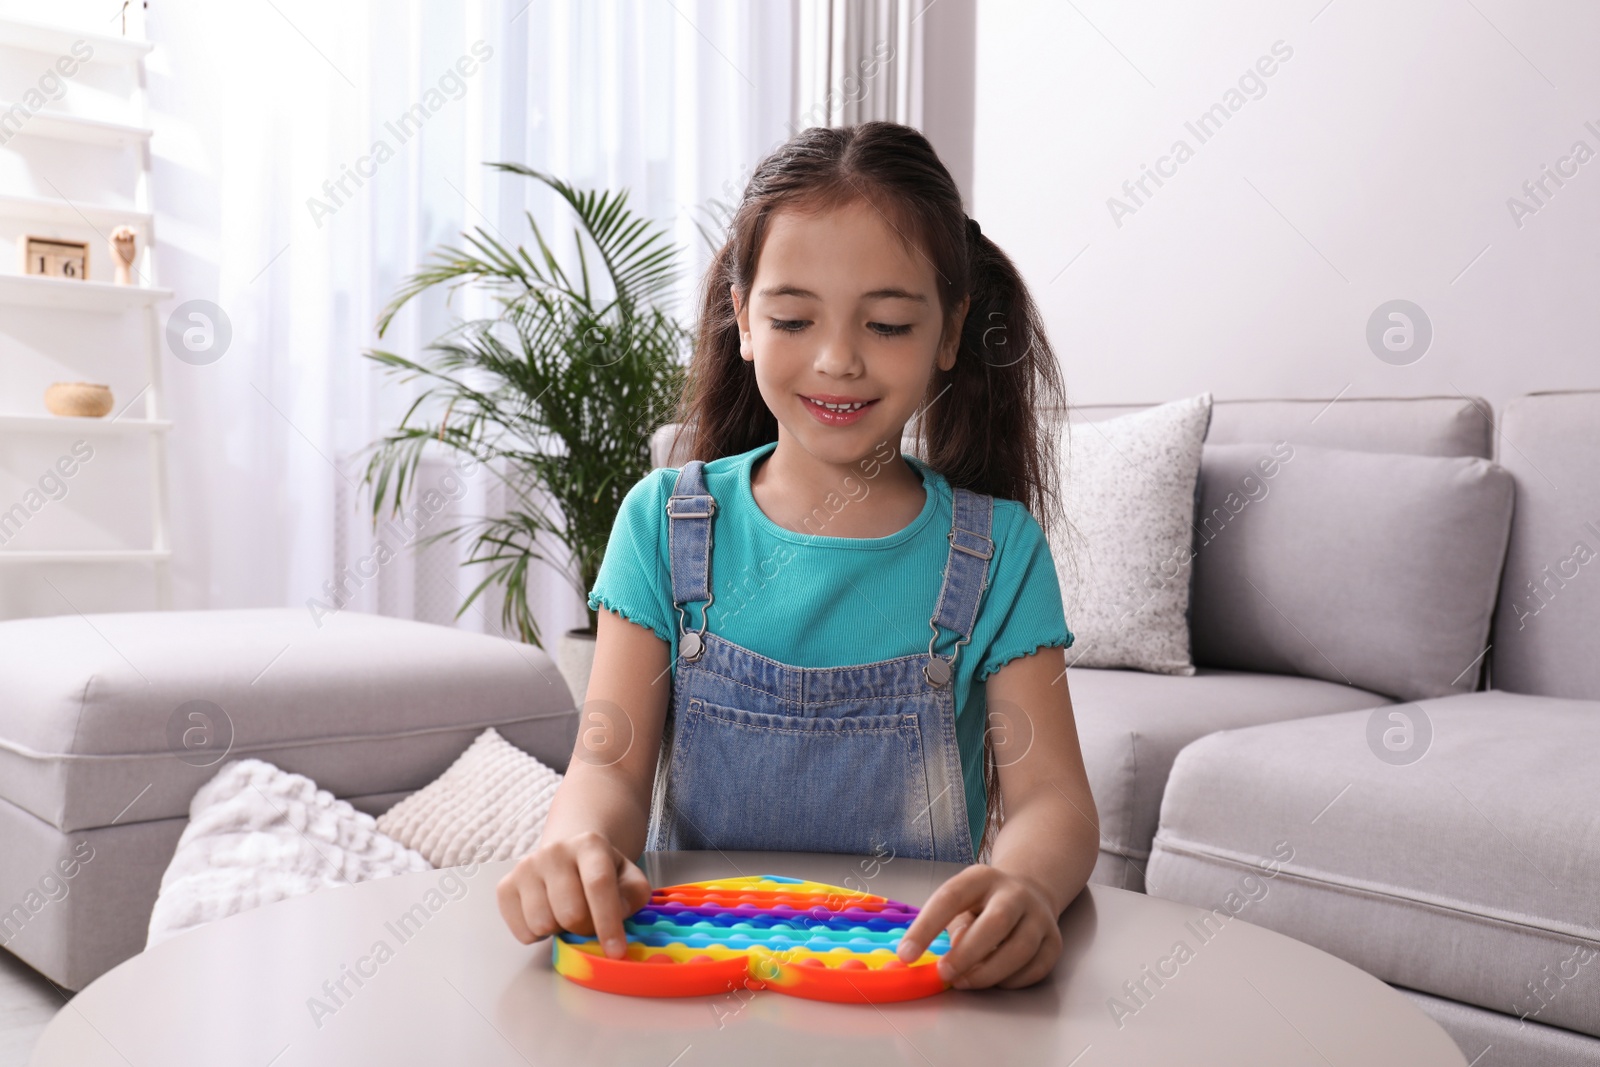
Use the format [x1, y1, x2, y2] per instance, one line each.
[361, 164, 689, 705]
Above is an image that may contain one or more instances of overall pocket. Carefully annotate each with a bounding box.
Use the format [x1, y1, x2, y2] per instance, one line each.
[661, 697, 937, 860]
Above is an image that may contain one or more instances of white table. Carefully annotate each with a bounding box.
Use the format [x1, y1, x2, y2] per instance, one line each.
[31, 851, 1467, 1065]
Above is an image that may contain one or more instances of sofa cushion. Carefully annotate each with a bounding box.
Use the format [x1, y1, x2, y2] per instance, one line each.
[1055, 393, 1212, 675]
[1146, 690, 1600, 1039]
[0, 609, 577, 833]
[1070, 395, 1493, 458]
[376, 726, 564, 867]
[1491, 390, 1600, 700]
[1071, 665, 1389, 893]
[1189, 443, 1514, 701]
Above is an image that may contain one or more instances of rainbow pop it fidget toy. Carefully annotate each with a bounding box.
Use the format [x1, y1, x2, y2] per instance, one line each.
[551, 874, 952, 1002]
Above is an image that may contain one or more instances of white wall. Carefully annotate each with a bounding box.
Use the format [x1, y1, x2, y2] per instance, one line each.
[973, 0, 1600, 414]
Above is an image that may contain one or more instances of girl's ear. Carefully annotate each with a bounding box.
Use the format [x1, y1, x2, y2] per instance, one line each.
[731, 284, 753, 361]
[938, 294, 971, 372]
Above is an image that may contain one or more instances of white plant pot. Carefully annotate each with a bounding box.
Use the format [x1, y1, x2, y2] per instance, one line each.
[556, 627, 597, 709]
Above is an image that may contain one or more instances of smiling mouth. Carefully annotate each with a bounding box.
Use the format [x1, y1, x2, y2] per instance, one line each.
[801, 395, 879, 413]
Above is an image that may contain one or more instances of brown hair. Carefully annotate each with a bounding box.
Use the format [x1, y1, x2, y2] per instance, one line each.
[672, 120, 1070, 864]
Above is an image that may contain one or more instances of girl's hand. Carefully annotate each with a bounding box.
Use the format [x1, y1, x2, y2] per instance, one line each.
[496, 830, 653, 958]
[893, 863, 1064, 990]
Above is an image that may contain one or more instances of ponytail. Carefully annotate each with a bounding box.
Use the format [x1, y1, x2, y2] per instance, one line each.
[916, 216, 1068, 539]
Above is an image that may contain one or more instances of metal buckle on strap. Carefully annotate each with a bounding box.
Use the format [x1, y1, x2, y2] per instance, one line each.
[948, 526, 993, 560]
[666, 496, 717, 520]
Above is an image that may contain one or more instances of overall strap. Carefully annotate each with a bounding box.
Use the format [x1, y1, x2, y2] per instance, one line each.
[924, 485, 995, 686]
[665, 460, 716, 656]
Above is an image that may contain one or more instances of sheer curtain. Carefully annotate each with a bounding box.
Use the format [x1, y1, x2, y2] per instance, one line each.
[795, 0, 926, 129]
[153, 0, 795, 650]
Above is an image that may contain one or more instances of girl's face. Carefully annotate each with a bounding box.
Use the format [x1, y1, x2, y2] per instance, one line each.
[732, 198, 968, 467]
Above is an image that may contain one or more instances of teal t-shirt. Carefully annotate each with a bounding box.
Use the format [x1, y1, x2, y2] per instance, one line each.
[586, 439, 1075, 851]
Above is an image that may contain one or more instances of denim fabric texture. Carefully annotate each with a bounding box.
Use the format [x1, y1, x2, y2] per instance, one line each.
[644, 457, 994, 864]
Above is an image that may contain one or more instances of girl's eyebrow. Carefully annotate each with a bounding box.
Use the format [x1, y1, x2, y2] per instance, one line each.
[758, 284, 928, 304]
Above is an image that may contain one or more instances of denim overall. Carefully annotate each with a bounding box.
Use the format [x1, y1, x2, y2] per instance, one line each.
[643, 456, 996, 865]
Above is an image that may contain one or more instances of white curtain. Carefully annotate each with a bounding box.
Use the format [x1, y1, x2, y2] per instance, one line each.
[795, 0, 925, 128]
[150, 0, 795, 650]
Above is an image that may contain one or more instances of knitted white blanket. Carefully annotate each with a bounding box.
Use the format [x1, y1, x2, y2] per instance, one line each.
[145, 758, 432, 950]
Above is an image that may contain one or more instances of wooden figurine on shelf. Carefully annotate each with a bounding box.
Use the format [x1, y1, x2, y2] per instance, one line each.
[110, 226, 138, 285]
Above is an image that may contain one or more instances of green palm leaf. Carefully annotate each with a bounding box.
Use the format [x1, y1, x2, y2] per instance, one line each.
[360, 164, 690, 649]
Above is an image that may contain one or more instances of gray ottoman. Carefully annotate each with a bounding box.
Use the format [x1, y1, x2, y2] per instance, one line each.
[0, 608, 577, 991]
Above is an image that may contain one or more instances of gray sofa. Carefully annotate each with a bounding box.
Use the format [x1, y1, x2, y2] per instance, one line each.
[0, 608, 578, 991]
[1145, 390, 1600, 1067]
[1059, 395, 1506, 894]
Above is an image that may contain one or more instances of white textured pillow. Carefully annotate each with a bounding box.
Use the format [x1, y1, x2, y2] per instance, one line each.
[147, 759, 431, 950]
[1055, 393, 1213, 674]
[376, 727, 563, 867]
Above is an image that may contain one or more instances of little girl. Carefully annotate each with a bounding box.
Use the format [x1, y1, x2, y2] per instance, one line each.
[498, 121, 1100, 991]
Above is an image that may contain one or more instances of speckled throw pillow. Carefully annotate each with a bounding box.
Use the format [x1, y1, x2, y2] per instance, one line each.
[1054, 393, 1212, 674]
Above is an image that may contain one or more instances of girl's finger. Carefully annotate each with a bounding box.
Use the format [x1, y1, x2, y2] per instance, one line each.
[937, 892, 1026, 983]
[951, 921, 1042, 990]
[496, 866, 548, 944]
[946, 908, 979, 946]
[995, 933, 1060, 990]
[543, 858, 593, 935]
[575, 846, 628, 957]
[896, 867, 989, 961]
[616, 854, 653, 914]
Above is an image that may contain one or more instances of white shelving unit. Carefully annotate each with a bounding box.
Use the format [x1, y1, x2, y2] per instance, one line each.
[0, 549, 169, 564]
[0, 12, 172, 604]
[0, 192, 153, 231]
[0, 273, 172, 312]
[0, 413, 171, 435]
[0, 107, 151, 147]
[0, 15, 153, 63]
